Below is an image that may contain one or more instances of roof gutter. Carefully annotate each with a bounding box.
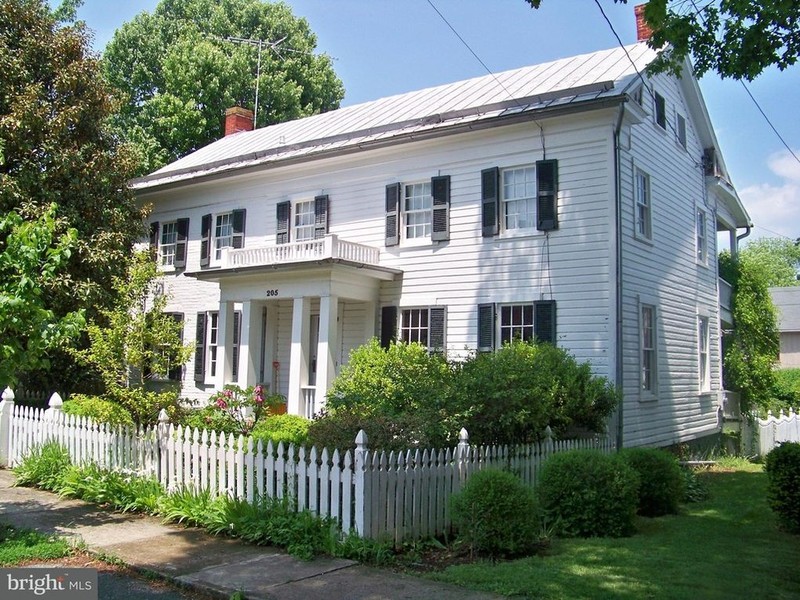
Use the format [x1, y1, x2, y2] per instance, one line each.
[133, 95, 627, 196]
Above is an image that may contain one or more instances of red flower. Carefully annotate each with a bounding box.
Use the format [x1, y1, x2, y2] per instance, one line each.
[216, 398, 227, 410]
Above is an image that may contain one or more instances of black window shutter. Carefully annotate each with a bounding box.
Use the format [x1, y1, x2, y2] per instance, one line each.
[149, 222, 159, 257]
[168, 313, 184, 381]
[429, 307, 446, 352]
[431, 176, 450, 242]
[385, 183, 401, 247]
[380, 306, 398, 349]
[477, 303, 495, 351]
[534, 300, 557, 344]
[194, 312, 207, 382]
[314, 195, 329, 239]
[481, 168, 499, 237]
[232, 311, 241, 380]
[174, 218, 189, 268]
[276, 201, 291, 245]
[536, 159, 558, 231]
[200, 214, 212, 267]
[232, 209, 246, 249]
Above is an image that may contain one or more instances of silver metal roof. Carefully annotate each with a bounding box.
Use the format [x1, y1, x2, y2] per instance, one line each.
[132, 43, 656, 191]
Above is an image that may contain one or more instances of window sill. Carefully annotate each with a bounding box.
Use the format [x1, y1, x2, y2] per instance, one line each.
[638, 392, 658, 403]
[400, 237, 434, 248]
[633, 234, 654, 247]
[495, 229, 543, 242]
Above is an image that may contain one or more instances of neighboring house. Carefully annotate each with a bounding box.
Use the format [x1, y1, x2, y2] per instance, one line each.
[769, 287, 800, 368]
[131, 20, 750, 448]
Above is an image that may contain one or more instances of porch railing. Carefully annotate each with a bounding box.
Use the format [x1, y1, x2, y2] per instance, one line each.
[301, 386, 316, 419]
[221, 234, 380, 270]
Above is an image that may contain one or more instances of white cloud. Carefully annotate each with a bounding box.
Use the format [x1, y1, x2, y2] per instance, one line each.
[739, 150, 800, 241]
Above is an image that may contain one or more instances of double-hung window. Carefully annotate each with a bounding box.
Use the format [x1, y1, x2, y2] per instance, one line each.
[400, 307, 446, 352]
[385, 177, 449, 246]
[640, 303, 657, 396]
[698, 315, 710, 392]
[696, 208, 707, 264]
[160, 222, 178, 267]
[149, 219, 188, 269]
[404, 182, 433, 240]
[481, 160, 558, 237]
[276, 196, 329, 245]
[194, 310, 241, 384]
[654, 91, 666, 130]
[477, 301, 557, 351]
[635, 169, 652, 240]
[200, 210, 246, 267]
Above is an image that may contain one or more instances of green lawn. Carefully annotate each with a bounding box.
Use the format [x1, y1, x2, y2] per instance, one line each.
[0, 522, 72, 566]
[429, 464, 800, 599]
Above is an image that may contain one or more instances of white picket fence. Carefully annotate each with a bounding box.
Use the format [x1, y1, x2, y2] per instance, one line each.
[747, 408, 800, 456]
[0, 389, 614, 545]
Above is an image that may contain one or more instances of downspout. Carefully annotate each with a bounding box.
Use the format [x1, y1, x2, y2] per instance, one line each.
[614, 103, 626, 451]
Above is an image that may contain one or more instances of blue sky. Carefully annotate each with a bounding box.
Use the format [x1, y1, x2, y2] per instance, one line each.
[70, 0, 799, 242]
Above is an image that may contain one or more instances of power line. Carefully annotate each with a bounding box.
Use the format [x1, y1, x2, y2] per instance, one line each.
[424, 0, 546, 152]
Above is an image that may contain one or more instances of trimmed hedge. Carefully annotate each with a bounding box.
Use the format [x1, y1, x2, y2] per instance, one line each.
[537, 449, 640, 537]
[619, 447, 684, 516]
[764, 441, 800, 533]
[450, 469, 540, 557]
[63, 395, 135, 428]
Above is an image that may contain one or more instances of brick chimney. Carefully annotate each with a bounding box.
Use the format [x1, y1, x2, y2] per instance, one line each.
[634, 3, 653, 42]
[224, 106, 254, 136]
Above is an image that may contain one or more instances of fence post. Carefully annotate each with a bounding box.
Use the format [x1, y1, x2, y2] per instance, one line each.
[457, 427, 469, 484]
[544, 426, 554, 457]
[44, 392, 63, 421]
[354, 429, 371, 538]
[0, 387, 15, 467]
[157, 409, 170, 488]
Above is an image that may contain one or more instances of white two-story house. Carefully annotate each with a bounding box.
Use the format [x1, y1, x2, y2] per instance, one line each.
[132, 34, 750, 448]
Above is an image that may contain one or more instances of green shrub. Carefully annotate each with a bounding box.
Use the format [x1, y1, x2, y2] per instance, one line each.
[768, 368, 800, 415]
[12, 441, 72, 491]
[452, 341, 619, 445]
[251, 414, 310, 447]
[450, 468, 540, 557]
[63, 395, 135, 428]
[106, 385, 188, 427]
[681, 467, 710, 503]
[58, 463, 163, 513]
[764, 441, 800, 533]
[537, 450, 640, 538]
[619, 447, 684, 516]
[307, 407, 442, 453]
[181, 405, 239, 435]
[326, 339, 456, 446]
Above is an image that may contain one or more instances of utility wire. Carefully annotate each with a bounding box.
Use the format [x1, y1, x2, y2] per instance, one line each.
[425, 0, 546, 152]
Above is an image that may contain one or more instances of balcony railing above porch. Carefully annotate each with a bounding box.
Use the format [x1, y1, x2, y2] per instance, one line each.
[220, 234, 381, 270]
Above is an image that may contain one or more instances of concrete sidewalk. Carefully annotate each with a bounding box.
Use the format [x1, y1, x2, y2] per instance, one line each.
[0, 469, 500, 600]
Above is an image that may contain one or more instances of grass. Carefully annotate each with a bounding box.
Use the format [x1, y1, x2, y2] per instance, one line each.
[0, 521, 72, 566]
[429, 463, 800, 599]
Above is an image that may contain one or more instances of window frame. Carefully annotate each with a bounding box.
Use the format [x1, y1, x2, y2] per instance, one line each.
[654, 91, 667, 130]
[293, 199, 317, 242]
[696, 207, 708, 265]
[500, 165, 537, 234]
[676, 113, 687, 149]
[159, 221, 178, 267]
[640, 302, 658, 399]
[698, 314, 711, 393]
[402, 181, 433, 242]
[634, 168, 652, 241]
[499, 302, 535, 345]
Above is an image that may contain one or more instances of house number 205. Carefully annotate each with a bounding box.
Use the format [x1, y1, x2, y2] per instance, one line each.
[265, 289, 279, 297]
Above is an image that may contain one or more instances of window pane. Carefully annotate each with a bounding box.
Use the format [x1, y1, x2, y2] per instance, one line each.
[160, 221, 177, 266]
[404, 182, 432, 239]
[215, 213, 233, 260]
[502, 167, 535, 230]
[401, 308, 429, 348]
[294, 200, 315, 241]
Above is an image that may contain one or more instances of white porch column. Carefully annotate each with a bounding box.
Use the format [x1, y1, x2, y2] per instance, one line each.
[237, 301, 260, 389]
[287, 297, 310, 416]
[215, 300, 235, 390]
[317, 295, 339, 410]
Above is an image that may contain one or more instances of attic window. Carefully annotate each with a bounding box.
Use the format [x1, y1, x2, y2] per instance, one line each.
[654, 92, 666, 130]
[677, 114, 687, 149]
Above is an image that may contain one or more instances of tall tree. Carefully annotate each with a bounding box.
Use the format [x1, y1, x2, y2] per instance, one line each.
[102, 0, 345, 174]
[525, 0, 800, 80]
[0, 0, 144, 389]
[739, 237, 800, 288]
[0, 205, 84, 388]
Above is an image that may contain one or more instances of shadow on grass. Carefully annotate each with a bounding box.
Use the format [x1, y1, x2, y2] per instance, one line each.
[431, 470, 800, 600]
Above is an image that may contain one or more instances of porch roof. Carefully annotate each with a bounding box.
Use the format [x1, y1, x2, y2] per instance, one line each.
[186, 257, 399, 283]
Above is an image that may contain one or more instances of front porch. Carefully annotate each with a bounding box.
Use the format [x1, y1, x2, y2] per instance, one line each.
[191, 235, 398, 417]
